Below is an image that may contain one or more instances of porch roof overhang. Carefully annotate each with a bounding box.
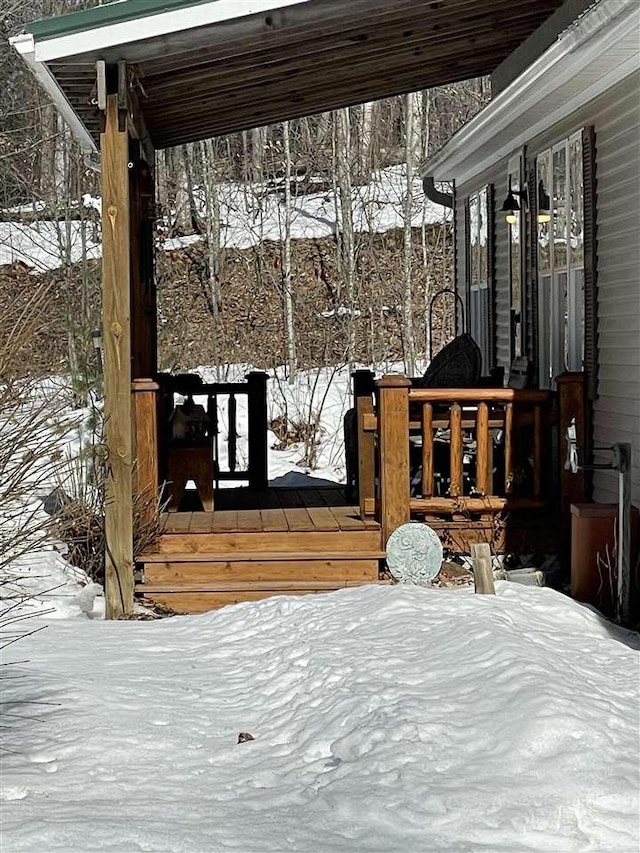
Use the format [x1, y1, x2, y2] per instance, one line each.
[421, 0, 640, 187]
[11, 0, 566, 155]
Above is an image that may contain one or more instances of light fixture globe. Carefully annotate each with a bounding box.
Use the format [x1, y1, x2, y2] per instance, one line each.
[537, 179, 551, 223]
[501, 177, 527, 224]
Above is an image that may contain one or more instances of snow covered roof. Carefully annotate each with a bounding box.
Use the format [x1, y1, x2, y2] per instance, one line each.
[12, 0, 565, 153]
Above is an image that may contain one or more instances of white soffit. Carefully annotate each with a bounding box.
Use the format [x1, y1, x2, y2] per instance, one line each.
[11, 32, 98, 154]
[423, 0, 640, 186]
[32, 0, 312, 63]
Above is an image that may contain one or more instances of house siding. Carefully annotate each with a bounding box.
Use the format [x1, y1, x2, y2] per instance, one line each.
[526, 73, 640, 506]
[453, 73, 639, 506]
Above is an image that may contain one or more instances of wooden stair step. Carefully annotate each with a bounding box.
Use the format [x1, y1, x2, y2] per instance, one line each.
[140, 558, 381, 584]
[138, 550, 386, 563]
[153, 530, 382, 555]
[137, 580, 379, 594]
[136, 581, 391, 614]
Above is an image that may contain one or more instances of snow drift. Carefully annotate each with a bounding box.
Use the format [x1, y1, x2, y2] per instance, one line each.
[2, 583, 638, 852]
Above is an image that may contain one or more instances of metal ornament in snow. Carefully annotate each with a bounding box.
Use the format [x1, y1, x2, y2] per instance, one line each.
[386, 522, 443, 584]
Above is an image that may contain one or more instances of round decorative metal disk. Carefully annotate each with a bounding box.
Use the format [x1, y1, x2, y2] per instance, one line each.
[386, 522, 443, 584]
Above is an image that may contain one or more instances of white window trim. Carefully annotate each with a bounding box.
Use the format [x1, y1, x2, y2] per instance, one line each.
[536, 130, 585, 388]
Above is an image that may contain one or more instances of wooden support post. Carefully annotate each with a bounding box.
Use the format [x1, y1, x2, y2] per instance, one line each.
[449, 402, 463, 498]
[246, 371, 268, 489]
[475, 402, 490, 495]
[533, 404, 543, 499]
[504, 402, 514, 494]
[228, 394, 237, 473]
[353, 369, 376, 516]
[421, 402, 434, 498]
[470, 542, 495, 595]
[357, 394, 376, 518]
[556, 372, 587, 549]
[129, 141, 143, 379]
[377, 375, 411, 543]
[101, 94, 134, 618]
[132, 379, 160, 529]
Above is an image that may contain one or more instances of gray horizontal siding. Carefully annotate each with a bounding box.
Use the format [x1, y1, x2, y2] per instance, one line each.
[454, 72, 640, 505]
[590, 75, 640, 505]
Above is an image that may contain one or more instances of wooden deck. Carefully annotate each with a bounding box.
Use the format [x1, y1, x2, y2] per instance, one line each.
[136, 487, 384, 613]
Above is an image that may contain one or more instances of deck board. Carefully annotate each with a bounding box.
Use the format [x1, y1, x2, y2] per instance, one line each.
[277, 490, 306, 509]
[160, 486, 380, 535]
[307, 505, 341, 531]
[210, 510, 238, 533]
[236, 510, 264, 533]
[329, 506, 368, 531]
[283, 507, 316, 531]
[168, 512, 193, 532]
[189, 513, 214, 533]
[259, 508, 288, 532]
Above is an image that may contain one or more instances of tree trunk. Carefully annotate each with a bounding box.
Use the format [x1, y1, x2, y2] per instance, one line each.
[355, 101, 374, 184]
[403, 93, 416, 376]
[421, 89, 432, 269]
[282, 120, 297, 384]
[199, 139, 223, 374]
[171, 146, 191, 234]
[336, 108, 356, 368]
[250, 126, 265, 181]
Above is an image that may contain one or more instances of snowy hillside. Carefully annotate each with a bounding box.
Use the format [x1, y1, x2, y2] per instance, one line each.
[0, 166, 447, 272]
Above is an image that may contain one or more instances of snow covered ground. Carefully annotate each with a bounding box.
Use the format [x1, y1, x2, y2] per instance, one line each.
[0, 219, 101, 272]
[1, 584, 639, 852]
[1, 369, 639, 852]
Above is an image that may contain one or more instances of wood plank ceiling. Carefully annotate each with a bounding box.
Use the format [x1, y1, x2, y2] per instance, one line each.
[47, 0, 565, 149]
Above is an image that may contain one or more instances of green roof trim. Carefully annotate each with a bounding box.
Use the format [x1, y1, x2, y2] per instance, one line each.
[26, 0, 214, 41]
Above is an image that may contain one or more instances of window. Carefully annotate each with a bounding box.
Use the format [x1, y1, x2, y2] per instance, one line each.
[507, 156, 524, 359]
[536, 131, 584, 388]
[467, 186, 491, 371]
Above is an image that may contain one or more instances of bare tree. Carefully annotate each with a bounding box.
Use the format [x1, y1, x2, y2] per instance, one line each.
[402, 93, 417, 375]
[281, 120, 297, 383]
[199, 137, 223, 374]
[335, 108, 356, 368]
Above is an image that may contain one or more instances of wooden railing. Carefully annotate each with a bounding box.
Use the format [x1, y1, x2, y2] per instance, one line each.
[405, 386, 553, 512]
[353, 371, 577, 543]
[132, 371, 268, 515]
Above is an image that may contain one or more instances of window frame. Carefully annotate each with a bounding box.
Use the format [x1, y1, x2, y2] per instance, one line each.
[535, 129, 585, 389]
[465, 184, 493, 373]
[507, 153, 525, 361]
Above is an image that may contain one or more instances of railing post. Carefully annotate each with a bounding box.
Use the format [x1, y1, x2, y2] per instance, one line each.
[377, 375, 411, 543]
[533, 404, 543, 500]
[132, 379, 160, 528]
[504, 402, 514, 494]
[421, 402, 434, 498]
[449, 402, 463, 497]
[556, 372, 587, 542]
[246, 371, 268, 489]
[475, 402, 490, 495]
[353, 369, 376, 516]
[556, 372, 587, 508]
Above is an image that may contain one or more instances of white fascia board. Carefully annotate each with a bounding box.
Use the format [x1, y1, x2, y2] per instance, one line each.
[422, 0, 639, 185]
[32, 0, 312, 63]
[10, 33, 97, 155]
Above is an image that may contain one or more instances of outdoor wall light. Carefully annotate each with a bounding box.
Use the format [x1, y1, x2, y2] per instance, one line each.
[537, 179, 551, 223]
[500, 178, 528, 224]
